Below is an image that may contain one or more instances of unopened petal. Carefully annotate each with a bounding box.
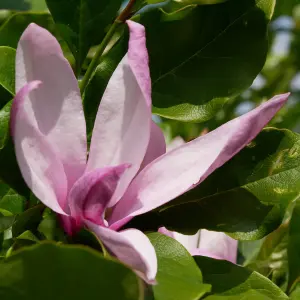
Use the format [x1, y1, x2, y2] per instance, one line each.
[68, 165, 130, 226]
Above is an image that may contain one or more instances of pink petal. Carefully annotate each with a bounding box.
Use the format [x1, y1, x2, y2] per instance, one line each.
[140, 121, 166, 171]
[16, 23, 87, 189]
[58, 214, 81, 236]
[11, 81, 67, 214]
[159, 227, 200, 253]
[87, 21, 152, 207]
[68, 165, 130, 226]
[158, 227, 175, 238]
[86, 221, 157, 283]
[191, 249, 224, 261]
[110, 94, 289, 227]
[191, 229, 238, 264]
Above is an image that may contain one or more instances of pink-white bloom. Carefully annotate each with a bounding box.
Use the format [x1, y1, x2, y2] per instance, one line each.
[159, 228, 238, 263]
[11, 20, 288, 282]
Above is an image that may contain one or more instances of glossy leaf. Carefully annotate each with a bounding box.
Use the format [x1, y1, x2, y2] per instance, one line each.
[0, 101, 28, 196]
[12, 205, 44, 237]
[0, 213, 15, 233]
[0, 47, 15, 95]
[0, 243, 141, 299]
[45, 0, 123, 73]
[0, 101, 12, 148]
[83, 0, 275, 127]
[243, 223, 288, 283]
[0, 183, 26, 214]
[83, 33, 127, 135]
[143, 0, 275, 121]
[0, 0, 47, 11]
[0, 137, 29, 196]
[0, 12, 55, 49]
[0, 12, 73, 64]
[11, 231, 39, 252]
[164, 0, 229, 12]
[239, 239, 264, 265]
[129, 128, 300, 240]
[28, 0, 48, 11]
[147, 232, 211, 300]
[287, 200, 300, 290]
[194, 256, 289, 299]
[290, 284, 300, 300]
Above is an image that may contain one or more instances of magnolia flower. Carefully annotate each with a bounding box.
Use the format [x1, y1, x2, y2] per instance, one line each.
[159, 228, 238, 263]
[11, 19, 288, 283]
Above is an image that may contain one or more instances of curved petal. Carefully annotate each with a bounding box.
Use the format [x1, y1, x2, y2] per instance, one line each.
[87, 21, 152, 207]
[11, 81, 67, 214]
[191, 229, 238, 264]
[110, 94, 289, 227]
[140, 121, 166, 171]
[158, 227, 200, 253]
[16, 23, 87, 188]
[86, 222, 157, 283]
[191, 249, 224, 261]
[68, 165, 130, 226]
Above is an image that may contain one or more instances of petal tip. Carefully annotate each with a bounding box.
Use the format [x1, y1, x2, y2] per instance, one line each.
[126, 20, 145, 33]
[272, 92, 290, 104]
[22, 23, 43, 38]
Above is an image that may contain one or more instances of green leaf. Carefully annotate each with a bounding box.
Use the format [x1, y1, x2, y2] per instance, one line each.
[0, 101, 12, 148]
[37, 209, 67, 243]
[12, 205, 44, 237]
[0, 47, 15, 95]
[0, 185, 26, 214]
[148, 232, 211, 300]
[164, 0, 229, 12]
[142, 0, 275, 121]
[28, 0, 48, 11]
[0, 12, 55, 49]
[0, 101, 29, 196]
[0, 213, 15, 233]
[0, 0, 48, 11]
[243, 222, 288, 284]
[129, 128, 300, 240]
[147, 0, 166, 4]
[290, 284, 300, 300]
[0, 243, 141, 299]
[83, 33, 127, 135]
[37, 209, 58, 240]
[83, 0, 275, 126]
[194, 256, 288, 299]
[45, 0, 123, 73]
[8, 230, 40, 253]
[0, 136, 29, 197]
[287, 200, 300, 290]
[0, 0, 30, 10]
[17, 230, 39, 242]
[239, 239, 264, 265]
[0, 12, 74, 65]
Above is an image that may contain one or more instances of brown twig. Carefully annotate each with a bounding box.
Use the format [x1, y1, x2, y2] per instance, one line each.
[117, 0, 136, 23]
